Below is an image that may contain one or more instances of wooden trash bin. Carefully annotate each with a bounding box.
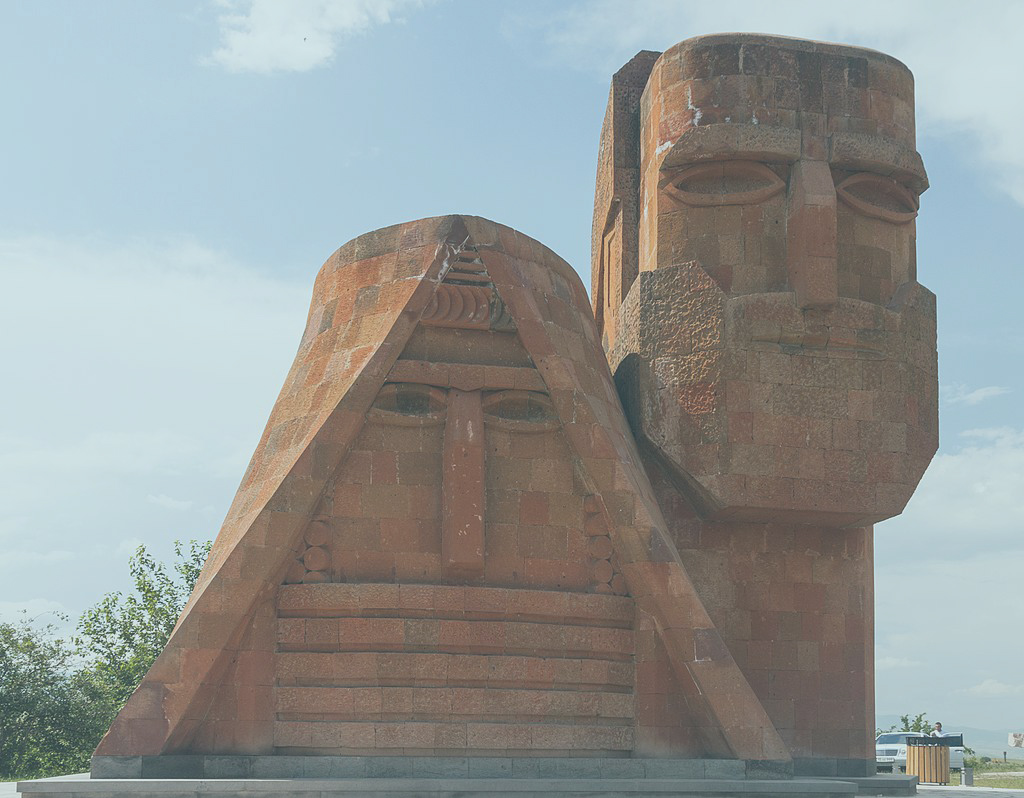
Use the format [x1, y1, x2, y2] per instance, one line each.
[906, 737, 953, 785]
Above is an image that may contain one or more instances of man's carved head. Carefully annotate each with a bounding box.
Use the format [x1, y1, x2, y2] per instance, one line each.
[599, 34, 938, 526]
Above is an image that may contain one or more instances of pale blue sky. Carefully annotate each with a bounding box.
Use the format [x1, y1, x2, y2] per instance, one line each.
[2, 0, 1022, 738]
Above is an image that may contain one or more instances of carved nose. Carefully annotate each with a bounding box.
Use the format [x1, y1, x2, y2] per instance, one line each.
[786, 159, 839, 310]
[442, 388, 486, 580]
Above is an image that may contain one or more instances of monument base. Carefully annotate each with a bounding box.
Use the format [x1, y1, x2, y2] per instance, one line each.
[17, 774, 875, 798]
[16, 761, 917, 798]
[89, 756, 783, 781]
[89, 756, 884, 781]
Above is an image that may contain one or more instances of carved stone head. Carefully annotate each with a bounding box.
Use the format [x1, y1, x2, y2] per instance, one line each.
[97, 215, 787, 762]
[596, 34, 938, 526]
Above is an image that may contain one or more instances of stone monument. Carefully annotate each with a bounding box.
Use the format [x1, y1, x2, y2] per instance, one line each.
[19, 32, 937, 798]
[595, 33, 937, 776]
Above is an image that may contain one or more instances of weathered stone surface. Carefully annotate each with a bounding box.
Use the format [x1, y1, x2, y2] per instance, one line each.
[96, 215, 786, 765]
[596, 33, 937, 770]
[603, 34, 936, 526]
[91, 31, 937, 781]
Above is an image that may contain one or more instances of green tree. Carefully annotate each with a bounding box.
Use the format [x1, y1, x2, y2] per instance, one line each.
[900, 712, 932, 734]
[0, 616, 113, 779]
[1, 540, 211, 780]
[76, 539, 211, 705]
[878, 712, 932, 736]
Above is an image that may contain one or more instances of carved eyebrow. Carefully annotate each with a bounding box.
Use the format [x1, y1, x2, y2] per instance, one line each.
[658, 125, 930, 195]
[386, 360, 546, 392]
[659, 124, 802, 171]
[829, 132, 929, 193]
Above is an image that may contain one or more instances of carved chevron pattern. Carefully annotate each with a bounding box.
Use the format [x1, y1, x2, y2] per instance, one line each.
[422, 284, 491, 329]
[421, 282, 516, 331]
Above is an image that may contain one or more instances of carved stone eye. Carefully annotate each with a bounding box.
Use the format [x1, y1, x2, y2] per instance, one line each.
[836, 173, 918, 224]
[482, 390, 558, 432]
[368, 383, 446, 426]
[662, 161, 786, 206]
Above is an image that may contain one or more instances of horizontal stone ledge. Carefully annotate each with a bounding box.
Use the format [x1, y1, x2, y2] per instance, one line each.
[275, 685, 635, 720]
[273, 720, 636, 751]
[277, 713, 635, 725]
[284, 684, 634, 696]
[276, 606, 635, 628]
[387, 360, 545, 391]
[276, 643, 636, 663]
[88, 755, 789, 781]
[276, 618, 635, 661]
[276, 584, 635, 629]
[275, 651, 635, 692]
[21, 776, 860, 798]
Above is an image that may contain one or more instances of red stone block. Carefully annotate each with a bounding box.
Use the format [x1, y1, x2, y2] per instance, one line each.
[343, 451, 372, 485]
[438, 620, 505, 654]
[277, 618, 305, 647]
[380, 687, 416, 716]
[378, 518, 420, 553]
[370, 451, 398, 484]
[771, 640, 799, 670]
[794, 582, 826, 612]
[749, 611, 778, 641]
[469, 722, 532, 751]
[518, 491, 550, 525]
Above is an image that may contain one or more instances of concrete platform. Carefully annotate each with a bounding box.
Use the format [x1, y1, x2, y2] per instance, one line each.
[819, 775, 918, 795]
[12, 760, 916, 798]
[17, 774, 861, 798]
[89, 756, 779, 781]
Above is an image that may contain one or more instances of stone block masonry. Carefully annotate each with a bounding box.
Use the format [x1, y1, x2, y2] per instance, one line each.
[83, 32, 937, 785]
[597, 34, 936, 773]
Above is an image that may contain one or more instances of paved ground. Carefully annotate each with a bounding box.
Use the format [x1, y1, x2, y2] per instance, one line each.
[917, 786, 1024, 798]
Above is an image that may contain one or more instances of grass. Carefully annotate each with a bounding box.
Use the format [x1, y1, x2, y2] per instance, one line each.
[955, 757, 1024, 789]
[975, 776, 1024, 789]
[882, 757, 1024, 787]
[972, 758, 1024, 772]
[970, 759, 1024, 789]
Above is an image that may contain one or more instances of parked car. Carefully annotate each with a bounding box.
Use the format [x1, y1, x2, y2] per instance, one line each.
[876, 732, 965, 772]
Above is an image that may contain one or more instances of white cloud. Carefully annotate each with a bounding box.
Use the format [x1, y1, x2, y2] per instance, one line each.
[0, 234, 308, 443]
[942, 384, 1011, 406]
[963, 679, 1024, 698]
[0, 431, 199, 475]
[208, 0, 427, 73]
[518, 0, 1024, 205]
[878, 426, 1024, 557]
[147, 494, 195, 511]
[0, 234, 308, 619]
[873, 424, 1024, 728]
[874, 548, 1024, 729]
[0, 550, 76, 573]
